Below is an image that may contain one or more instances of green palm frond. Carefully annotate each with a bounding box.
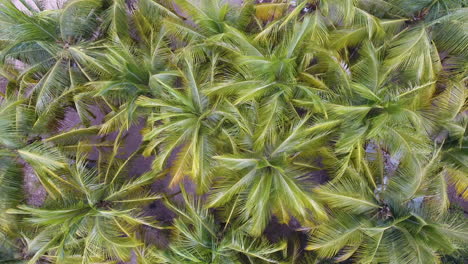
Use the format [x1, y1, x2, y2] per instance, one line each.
[317, 177, 381, 213]
[103, 0, 130, 44]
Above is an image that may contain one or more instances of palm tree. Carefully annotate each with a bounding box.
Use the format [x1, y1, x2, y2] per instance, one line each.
[428, 57, 467, 199]
[159, 0, 255, 46]
[7, 147, 163, 263]
[308, 150, 468, 263]
[0, 0, 110, 129]
[207, 114, 330, 236]
[137, 187, 287, 263]
[204, 8, 331, 149]
[136, 57, 228, 192]
[85, 0, 178, 136]
[0, 95, 76, 239]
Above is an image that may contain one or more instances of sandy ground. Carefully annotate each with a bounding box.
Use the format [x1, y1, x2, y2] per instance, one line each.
[21, 161, 47, 206]
[0, 77, 7, 94]
[11, 0, 64, 10]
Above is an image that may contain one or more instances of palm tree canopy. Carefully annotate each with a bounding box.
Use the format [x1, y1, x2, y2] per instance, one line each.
[0, 0, 467, 263]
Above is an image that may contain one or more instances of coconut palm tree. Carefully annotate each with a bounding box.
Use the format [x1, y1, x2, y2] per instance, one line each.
[0, 97, 91, 263]
[136, 57, 229, 192]
[0, 95, 78, 239]
[7, 146, 163, 264]
[137, 187, 287, 263]
[207, 114, 330, 236]
[0, 0, 110, 128]
[308, 149, 468, 263]
[158, 0, 255, 46]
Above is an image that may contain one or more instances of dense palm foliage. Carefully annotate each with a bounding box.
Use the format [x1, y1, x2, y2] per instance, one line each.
[0, 0, 467, 263]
